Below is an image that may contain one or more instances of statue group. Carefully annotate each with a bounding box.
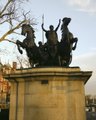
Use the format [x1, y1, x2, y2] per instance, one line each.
[16, 17, 78, 67]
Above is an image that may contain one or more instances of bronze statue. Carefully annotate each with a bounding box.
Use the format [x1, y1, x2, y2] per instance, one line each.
[15, 17, 78, 67]
[41, 19, 61, 45]
[59, 17, 78, 66]
[41, 19, 61, 62]
[16, 24, 51, 67]
[16, 24, 40, 67]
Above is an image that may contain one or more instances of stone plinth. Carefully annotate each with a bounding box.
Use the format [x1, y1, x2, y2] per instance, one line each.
[4, 67, 92, 120]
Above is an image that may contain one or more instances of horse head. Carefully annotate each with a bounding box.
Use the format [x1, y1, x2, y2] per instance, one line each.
[21, 24, 35, 38]
[62, 17, 71, 26]
[21, 24, 36, 47]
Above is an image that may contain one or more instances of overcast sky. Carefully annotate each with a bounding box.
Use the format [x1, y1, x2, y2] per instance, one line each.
[0, 0, 96, 95]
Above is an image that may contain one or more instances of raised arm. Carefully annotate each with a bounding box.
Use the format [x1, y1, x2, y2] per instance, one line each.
[55, 19, 61, 31]
[41, 23, 47, 32]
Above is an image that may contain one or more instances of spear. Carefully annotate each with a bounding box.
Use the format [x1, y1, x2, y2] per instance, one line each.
[42, 14, 44, 44]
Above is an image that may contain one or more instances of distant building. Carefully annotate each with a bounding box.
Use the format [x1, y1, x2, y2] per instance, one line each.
[85, 95, 96, 112]
[0, 62, 17, 109]
[85, 95, 96, 120]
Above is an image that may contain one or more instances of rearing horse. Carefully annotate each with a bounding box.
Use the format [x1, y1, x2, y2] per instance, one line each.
[16, 24, 39, 66]
[59, 17, 78, 66]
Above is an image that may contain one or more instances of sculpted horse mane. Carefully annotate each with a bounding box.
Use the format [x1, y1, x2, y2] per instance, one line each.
[21, 24, 36, 47]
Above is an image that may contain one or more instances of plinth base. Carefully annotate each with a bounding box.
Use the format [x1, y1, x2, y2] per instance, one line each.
[4, 67, 92, 120]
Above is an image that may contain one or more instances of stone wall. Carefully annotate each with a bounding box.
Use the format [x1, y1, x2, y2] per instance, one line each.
[4, 67, 92, 120]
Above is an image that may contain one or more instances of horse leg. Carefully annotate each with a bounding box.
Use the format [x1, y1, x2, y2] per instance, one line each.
[16, 40, 30, 55]
[16, 40, 26, 48]
[17, 44, 23, 54]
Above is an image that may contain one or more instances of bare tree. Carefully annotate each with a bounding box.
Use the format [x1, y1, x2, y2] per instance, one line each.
[0, 0, 35, 42]
[16, 55, 31, 68]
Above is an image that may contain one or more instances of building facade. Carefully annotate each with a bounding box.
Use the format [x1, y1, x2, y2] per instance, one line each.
[0, 62, 17, 109]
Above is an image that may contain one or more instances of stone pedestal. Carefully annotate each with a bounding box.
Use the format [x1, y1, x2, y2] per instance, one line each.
[4, 67, 92, 120]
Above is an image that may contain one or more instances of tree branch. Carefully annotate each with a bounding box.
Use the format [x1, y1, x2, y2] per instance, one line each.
[0, 12, 14, 18]
[0, 0, 12, 16]
[0, 19, 26, 42]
